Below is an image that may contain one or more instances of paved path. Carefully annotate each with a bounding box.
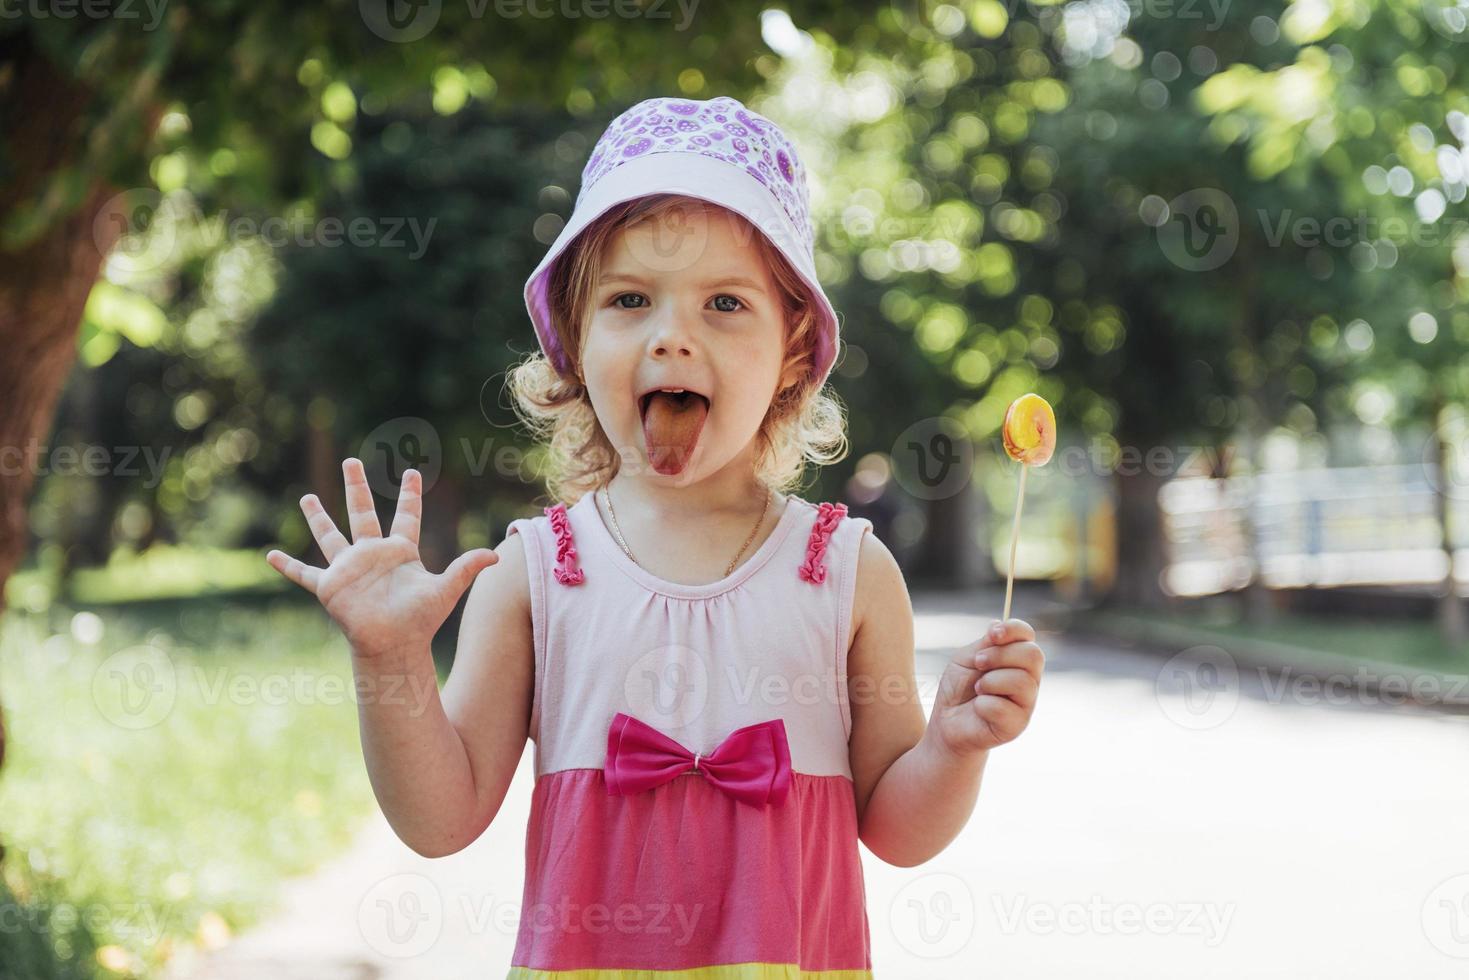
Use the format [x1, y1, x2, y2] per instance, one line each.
[167, 591, 1469, 979]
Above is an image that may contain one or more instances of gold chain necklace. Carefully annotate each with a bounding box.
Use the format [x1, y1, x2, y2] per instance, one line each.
[601, 485, 771, 579]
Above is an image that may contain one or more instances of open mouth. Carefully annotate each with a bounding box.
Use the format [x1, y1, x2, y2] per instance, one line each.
[638, 388, 711, 476]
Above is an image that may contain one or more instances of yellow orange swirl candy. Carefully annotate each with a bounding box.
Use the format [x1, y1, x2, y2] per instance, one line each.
[1001, 393, 1056, 466]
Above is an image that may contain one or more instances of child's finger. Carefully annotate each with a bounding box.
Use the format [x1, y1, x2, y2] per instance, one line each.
[300, 494, 351, 562]
[972, 640, 1045, 679]
[973, 666, 1039, 709]
[266, 549, 322, 595]
[439, 548, 500, 600]
[972, 693, 1027, 739]
[389, 468, 424, 544]
[343, 457, 384, 542]
[979, 618, 1036, 648]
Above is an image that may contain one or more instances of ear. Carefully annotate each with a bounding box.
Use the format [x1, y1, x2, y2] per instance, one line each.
[777, 362, 804, 394]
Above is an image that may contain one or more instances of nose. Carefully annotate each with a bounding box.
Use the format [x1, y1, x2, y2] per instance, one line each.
[645, 302, 696, 359]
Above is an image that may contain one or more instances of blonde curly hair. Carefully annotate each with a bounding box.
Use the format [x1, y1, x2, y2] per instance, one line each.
[509, 194, 848, 506]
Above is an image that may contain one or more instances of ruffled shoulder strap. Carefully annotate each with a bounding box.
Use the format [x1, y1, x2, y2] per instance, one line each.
[797, 501, 848, 584]
[544, 502, 585, 585]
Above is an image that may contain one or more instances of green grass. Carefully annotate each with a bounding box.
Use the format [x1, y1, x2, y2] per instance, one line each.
[0, 596, 383, 979]
[6, 547, 291, 613]
[1083, 604, 1469, 676]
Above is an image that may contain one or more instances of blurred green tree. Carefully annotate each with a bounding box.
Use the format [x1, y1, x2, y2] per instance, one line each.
[801, 0, 1466, 613]
[0, 0, 884, 775]
[249, 100, 589, 573]
[1179, 0, 1469, 635]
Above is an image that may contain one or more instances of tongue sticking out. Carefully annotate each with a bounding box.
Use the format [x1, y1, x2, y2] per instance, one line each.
[641, 391, 709, 476]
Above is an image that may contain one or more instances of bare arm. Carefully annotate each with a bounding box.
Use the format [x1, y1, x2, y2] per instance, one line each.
[846, 532, 1043, 867]
[353, 530, 533, 858]
[266, 460, 531, 859]
[434, 530, 535, 852]
[349, 638, 475, 857]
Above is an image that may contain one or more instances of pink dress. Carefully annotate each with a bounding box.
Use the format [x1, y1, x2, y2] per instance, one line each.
[504, 491, 875, 978]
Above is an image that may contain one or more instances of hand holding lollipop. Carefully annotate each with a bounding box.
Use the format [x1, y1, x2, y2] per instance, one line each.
[999, 393, 1056, 620]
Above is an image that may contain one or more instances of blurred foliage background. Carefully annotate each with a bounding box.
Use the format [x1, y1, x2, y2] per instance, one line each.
[4, 0, 1469, 975]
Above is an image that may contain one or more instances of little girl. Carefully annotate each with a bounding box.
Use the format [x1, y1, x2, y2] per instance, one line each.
[267, 95, 1045, 977]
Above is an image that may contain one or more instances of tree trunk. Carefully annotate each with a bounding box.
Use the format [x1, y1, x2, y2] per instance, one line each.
[0, 45, 151, 773]
[958, 472, 996, 587]
[1431, 392, 1466, 646]
[1236, 426, 1276, 625]
[307, 412, 341, 560]
[911, 480, 979, 586]
[1229, 243, 1275, 624]
[1106, 466, 1170, 609]
[421, 470, 466, 578]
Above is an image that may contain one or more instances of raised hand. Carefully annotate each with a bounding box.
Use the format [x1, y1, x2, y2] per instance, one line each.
[931, 618, 1044, 757]
[265, 458, 499, 662]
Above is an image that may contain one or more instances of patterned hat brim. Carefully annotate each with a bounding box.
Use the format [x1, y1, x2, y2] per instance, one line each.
[523, 151, 839, 387]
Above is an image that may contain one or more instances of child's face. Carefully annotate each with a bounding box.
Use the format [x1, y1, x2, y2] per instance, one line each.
[581, 201, 798, 485]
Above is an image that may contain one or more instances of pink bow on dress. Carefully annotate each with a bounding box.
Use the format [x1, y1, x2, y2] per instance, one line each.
[604, 711, 793, 807]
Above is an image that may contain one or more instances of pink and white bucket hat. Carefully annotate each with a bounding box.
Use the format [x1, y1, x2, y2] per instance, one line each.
[522, 95, 841, 387]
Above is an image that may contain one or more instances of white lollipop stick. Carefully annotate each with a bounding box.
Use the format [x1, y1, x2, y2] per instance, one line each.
[1002, 462, 1028, 622]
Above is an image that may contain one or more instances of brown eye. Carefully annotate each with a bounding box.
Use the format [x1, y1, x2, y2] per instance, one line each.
[614, 293, 647, 310]
[712, 294, 743, 313]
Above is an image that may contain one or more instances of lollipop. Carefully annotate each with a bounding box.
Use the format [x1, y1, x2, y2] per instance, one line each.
[1000, 393, 1057, 620]
[1002, 394, 1057, 467]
